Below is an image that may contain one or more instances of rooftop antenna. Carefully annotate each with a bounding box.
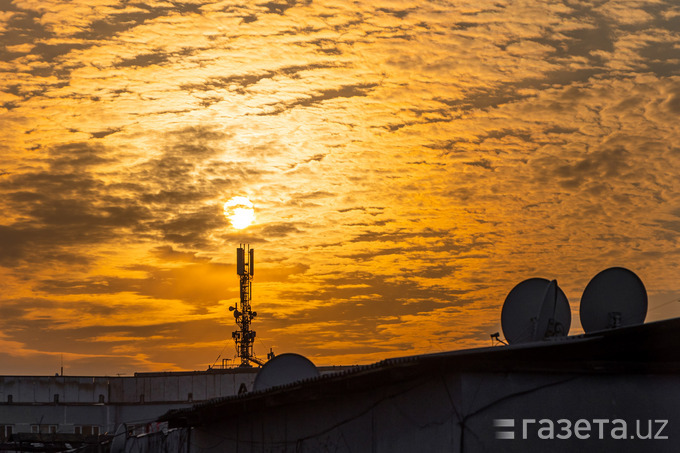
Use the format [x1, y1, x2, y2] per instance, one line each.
[229, 245, 265, 367]
[579, 267, 647, 333]
[253, 353, 319, 392]
[490, 332, 507, 346]
[500, 278, 571, 344]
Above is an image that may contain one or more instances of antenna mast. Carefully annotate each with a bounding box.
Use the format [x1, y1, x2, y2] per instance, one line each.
[230, 244, 263, 367]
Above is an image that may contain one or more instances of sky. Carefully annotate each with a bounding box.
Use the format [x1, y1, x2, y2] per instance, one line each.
[1, 0, 680, 375]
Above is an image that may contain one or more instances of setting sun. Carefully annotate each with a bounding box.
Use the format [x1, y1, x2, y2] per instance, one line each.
[2, 0, 680, 377]
[224, 196, 255, 229]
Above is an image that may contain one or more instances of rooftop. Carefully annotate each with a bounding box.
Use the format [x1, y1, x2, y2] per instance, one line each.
[162, 316, 680, 428]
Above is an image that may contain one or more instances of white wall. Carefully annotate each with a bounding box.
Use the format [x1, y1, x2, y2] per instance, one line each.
[0, 370, 258, 436]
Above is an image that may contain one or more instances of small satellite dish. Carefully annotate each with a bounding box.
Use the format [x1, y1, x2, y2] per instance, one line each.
[252, 353, 319, 392]
[501, 278, 571, 344]
[579, 267, 647, 333]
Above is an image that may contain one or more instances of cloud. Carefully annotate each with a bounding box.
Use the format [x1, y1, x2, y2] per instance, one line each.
[152, 245, 210, 262]
[551, 147, 631, 188]
[180, 63, 342, 94]
[258, 222, 303, 237]
[258, 83, 378, 115]
[0, 162, 150, 266]
[2, 0, 680, 374]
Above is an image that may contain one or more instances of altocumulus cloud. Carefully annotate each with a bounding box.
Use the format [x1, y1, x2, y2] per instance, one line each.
[1, 0, 680, 374]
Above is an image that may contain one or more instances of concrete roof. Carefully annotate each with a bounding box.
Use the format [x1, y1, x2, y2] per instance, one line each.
[161, 317, 680, 428]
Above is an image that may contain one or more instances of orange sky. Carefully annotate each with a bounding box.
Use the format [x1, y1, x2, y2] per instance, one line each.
[1, 0, 680, 375]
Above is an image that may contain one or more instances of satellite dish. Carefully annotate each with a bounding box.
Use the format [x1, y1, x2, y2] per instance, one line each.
[253, 353, 319, 392]
[501, 278, 571, 344]
[579, 267, 647, 333]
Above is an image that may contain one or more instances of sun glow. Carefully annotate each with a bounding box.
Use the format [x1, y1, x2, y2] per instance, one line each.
[224, 196, 255, 229]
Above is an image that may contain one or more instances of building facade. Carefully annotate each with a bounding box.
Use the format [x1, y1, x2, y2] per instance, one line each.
[0, 368, 259, 442]
[159, 318, 680, 453]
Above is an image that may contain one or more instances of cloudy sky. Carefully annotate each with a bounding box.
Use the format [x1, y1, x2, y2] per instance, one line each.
[1, 0, 680, 375]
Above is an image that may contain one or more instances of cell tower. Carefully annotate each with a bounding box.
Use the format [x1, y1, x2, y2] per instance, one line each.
[229, 245, 264, 367]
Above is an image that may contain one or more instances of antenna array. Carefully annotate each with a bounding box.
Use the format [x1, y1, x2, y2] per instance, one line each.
[497, 267, 648, 344]
[230, 244, 262, 367]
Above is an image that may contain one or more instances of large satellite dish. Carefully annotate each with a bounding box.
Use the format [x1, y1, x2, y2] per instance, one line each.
[579, 267, 647, 333]
[501, 278, 571, 344]
[253, 353, 319, 392]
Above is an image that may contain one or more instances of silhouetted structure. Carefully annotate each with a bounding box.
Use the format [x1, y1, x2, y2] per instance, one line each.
[159, 318, 680, 452]
[0, 368, 259, 452]
[230, 244, 264, 367]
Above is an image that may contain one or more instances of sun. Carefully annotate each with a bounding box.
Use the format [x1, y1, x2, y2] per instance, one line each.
[224, 196, 255, 229]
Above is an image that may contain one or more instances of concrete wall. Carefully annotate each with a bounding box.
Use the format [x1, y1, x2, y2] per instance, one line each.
[0, 368, 345, 405]
[0, 376, 109, 404]
[108, 372, 256, 403]
[188, 372, 680, 452]
[0, 371, 258, 405]
[0, 370, 258, 436]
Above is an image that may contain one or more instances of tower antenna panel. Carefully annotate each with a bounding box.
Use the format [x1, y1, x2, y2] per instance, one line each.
[237, 247, 245, 275]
